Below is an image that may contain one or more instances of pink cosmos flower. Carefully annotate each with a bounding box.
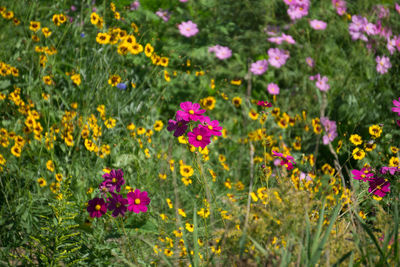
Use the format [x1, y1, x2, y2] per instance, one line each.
[272, 151, 296, 171]
[396, 3, 400, 14]
[209, 45, 232, 60]
[321, 117, 337, 145]
[156, 9, 170, 22]
[300, 172, 313, 181]
[306, 57, 314, 67]
[387, 38, 397, 54]
[315, 74, 330, 91]
[87, 197, 107, 218]
[268, 48, 290, 68]
[381, 166, 400, 175]
[130, 1, 140, 10]
[187, 126, 211, 148]
[250, 59, 268, 75]
[376, 55, 391, 74]
[108, 193, 128, 217]
[332, 0, 346, 15]
[309, 20, 327, 30]
[287, 1, 310, 21]
[267, 83, 280, 95]
[368, 177, 390, 197]
[281, 33, 296, 44]
[200, 116, 222, 136]
[351, 168, 374, 182]
[180, 0, 188, 2]
[178, 21, 199, 37]
[392, 97, 400, 116]
[176, 101, 206, 122]
[364, 22, 378, 35]
[127, 189, 151, 213]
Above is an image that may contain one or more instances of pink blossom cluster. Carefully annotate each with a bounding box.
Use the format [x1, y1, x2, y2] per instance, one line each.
[320, 117, 337, 145]
[283, 0, 310, 21]
[349, 15, 379, 42]
[208, 45, 232, 60]
[332, 0, 346, 16]
[167, 102, 222, 148]
[352, 168, 391, 198]
[267, 33, 296, 44]
[268, 48, 290, 68]
[310, 74, 330, 92]
[87, 169, 150, 218]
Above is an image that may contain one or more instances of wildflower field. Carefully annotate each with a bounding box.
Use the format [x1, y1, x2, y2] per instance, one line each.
[1, 0, 400, 265]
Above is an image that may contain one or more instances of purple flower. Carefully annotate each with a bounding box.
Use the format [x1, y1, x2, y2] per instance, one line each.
[130, 1, 140, 10]
[176, 101, 206, 122]
[117, 83, 127, 90]
[376, 56, 391, 74]
[200, 116, 222, 136]
[127, 189, 151, 213]
[156, 9, 170, 22]
[250, 60, 268, 75]
[209, 45, 232, 60]
[310, 20, 327, 30]
[107, 193, 128, 217]
[396, 3, 400, 14]
[87, 197, 107, 218]
[178, 21, 198, 37]
[349, 15, 368, 41]
[70, 5, 77, 11]
[392, 97, 400, 116]
[267, 83, 280, 95]
[268, 48, 289, 68]
[321, 117, 337, 144]
[381, 166, 400, 175]
[332, 0, 346, 15]
[102, 169, 125, 193]
[351, 168, 374, 182]
[187, 126, 211, 148]
[368, 177, 390, 198]
[167, 115, 189, 137]
[272, 151, 296, 171]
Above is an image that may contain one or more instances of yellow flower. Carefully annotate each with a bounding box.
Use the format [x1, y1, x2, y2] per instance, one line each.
[185, 223, 194, 232]
[41, 27, 52, 37]
[160, 57, 169, 67]
[178, 209, 186, 217]
[160, 213, 168, 221]
[11, 145, 21, 157]
[164, 70, 171, 82]
[391, 146, 399, 154]
[108, 74, 121, 87]
[105, 118, 116, 129]
[37, 177, 47, 187]
[144, 43, 154, 57]
[43, 75, 53, 85]
[96, 33, 110, 44]
[230, 79, 241, 85]
[159, 173, 166, 180]
[200, 96, 216, 110]
[336, 140, 342, 153]
[232, 97, 242, 107]
[153, 120, 164, 132]
[369, 124, 382, 138]
[46, 160, 55, 172]
[352, 148, 365, 160]
[50, 182, 60, 193]
[164, 249, 173, 257]
[55, 173, 63, 182]
[131, 22, 139, 33]
[349, 134, 363, 146]
[181, 177, 192, 186]
[71, 73, 81, 86]
[166, 198, 173, 209]
[180, 165, 194, 177]
[249, 109, 259, 120]
[84, 139, 96, 152]
[90, 12, 100, 25]
[389, 157, 399, 167]
[29, 21, 40, 32]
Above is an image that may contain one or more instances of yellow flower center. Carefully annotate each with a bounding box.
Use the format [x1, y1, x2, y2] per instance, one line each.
[189, 110, 194, 115]
[116, 203, 121, 208]
[112, 178, 117, 183]
[135, 198, 141, 205]
[95, 204, 101, 211]
[208, 125, 213, 130]
[196, 135, 203, 141]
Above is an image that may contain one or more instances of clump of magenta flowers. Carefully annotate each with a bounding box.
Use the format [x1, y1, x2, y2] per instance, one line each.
[87, 169, 150, 218]
[167, 101, 222, 148]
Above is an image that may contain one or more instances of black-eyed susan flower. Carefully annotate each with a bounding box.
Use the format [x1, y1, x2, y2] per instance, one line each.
[153, 120, 164, 131]
[389, 157, 399, 167]
[129, 43, 143, 54]
[55, 173, 63, 182]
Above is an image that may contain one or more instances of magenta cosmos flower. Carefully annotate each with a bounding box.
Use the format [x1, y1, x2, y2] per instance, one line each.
[376, 56, 391, 74]
[381, 166, 400, 175]
[127, 189, 151, 213]
[392, 97, 400, 116]
[257, 100, 272, 108]
[87, 197, 107, 218]
[268, 48, 290, 68]
[178, 21, 198, 37]
[351, 168, 374, 182]
[200, 116, 222, 136]
[108, 193, 128, 217]
[187, 126, 211, 148]
[267, 83, 280, 95]
[250, 60, 268, 75]
[368, 177, 390, 197]
[102, 169, 125, 193]
[209, 45, 232, 60]
[176, 101, 206, 122]
[272, 151, 296, 171]
[310, 20, 327, 30]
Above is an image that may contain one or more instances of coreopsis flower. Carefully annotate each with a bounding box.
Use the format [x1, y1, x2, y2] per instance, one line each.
[272, 151, 295, 170]
[368, 177, 390, 198]
[187, 126, 211, 148]
[87, 198, 107, 218]
[309, 20, 327, 30]
[208, 45, 232, 60]
[96, 33, 110, 44]
[267, 83, 280, 95]
[232, 97, 242, 107]
[392, 97, 400, 116]
[376, 56, 391, 74]
[107, 193, 128, 217]
[29, 21, 41, 32]
[250, 60, 268, 75]
[178, 21, 198, 37]
[351, 168, 374, 181]
[369, 125, 382, 138]
[37, 177, 47, 187]
[352, 147, 365, 160]
[102, 169, 125, 193]
[108, 74, 121, 87]
[349, 134, 363, 146]
[268, 48, 289, 68]
[127, 189, 151, 213]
